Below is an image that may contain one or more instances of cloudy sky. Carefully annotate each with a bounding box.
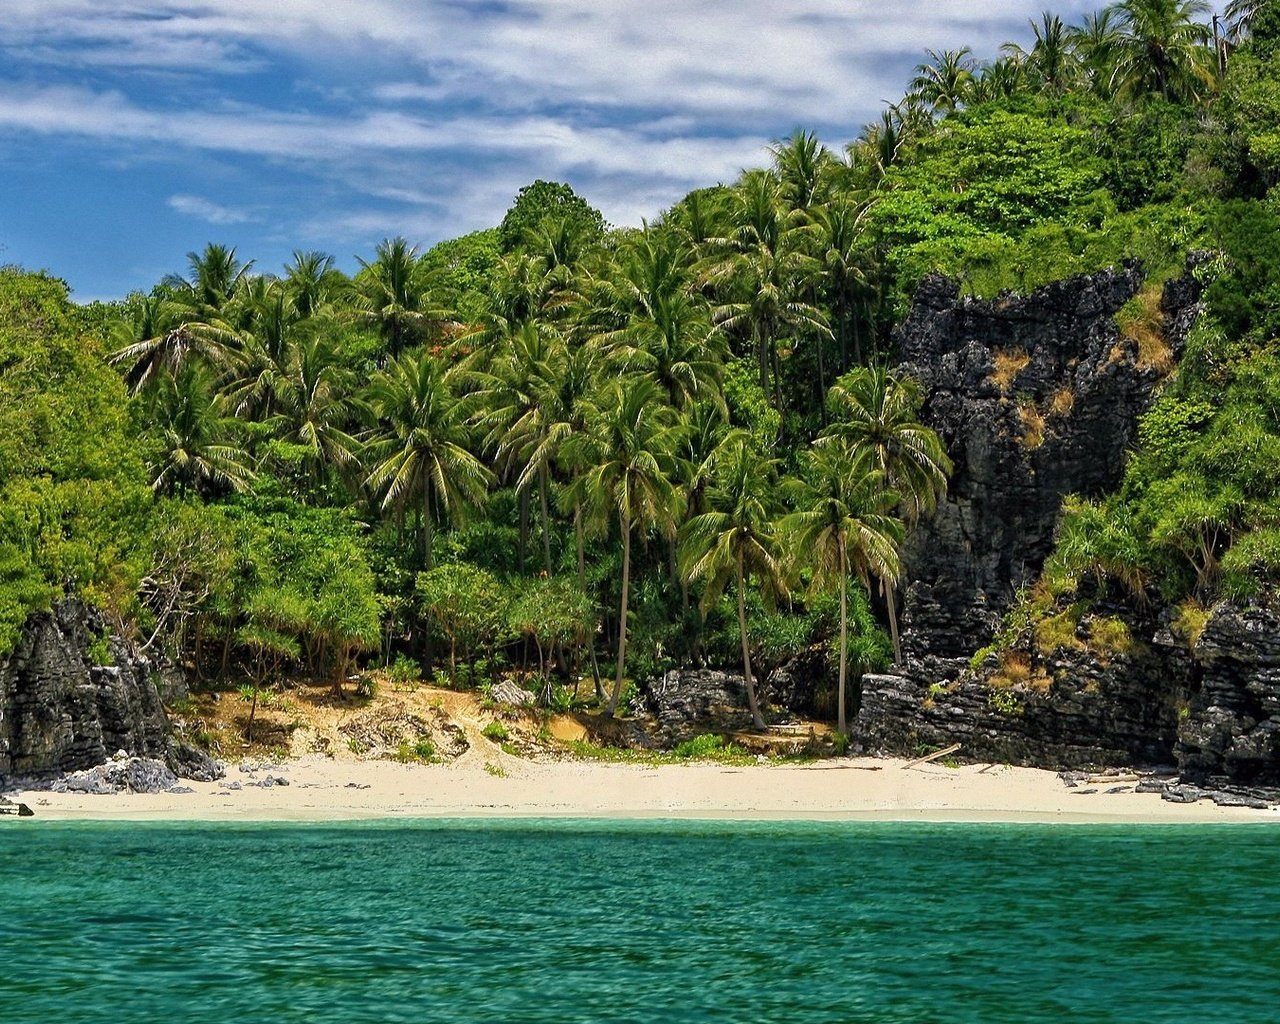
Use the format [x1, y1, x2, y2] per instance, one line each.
[2, 1, 1127, 300]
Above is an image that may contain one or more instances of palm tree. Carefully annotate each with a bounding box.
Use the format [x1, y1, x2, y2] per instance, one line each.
[969, 56, 1029, 105]
[108, 293, 229, 394]
[824, 365, 952, 663]
[1003, 12, 1078, 95]
[147, 362, 255, 497]
[910, 48, 978, 115]
[164, 243, 254, 317]
[811, 199, 876, 376]
[1225, 0, 1267, 41]
[471, 319, 565, 572]
[770, 130, 834, 214]
[283, 250, 345, 319]
[599, 226, 727, 411]
[354, 237, 458, 360]
[679, 434, 785, 730]
[270, 334, 365, 492]
[580, 376, 681, 716]
[702, 170, 830, 406]
[782, 443, 903, 734]
[364, 350, 492, 570]
[1109, 0, 1215, 104]
[1069, 10, 1123, 98]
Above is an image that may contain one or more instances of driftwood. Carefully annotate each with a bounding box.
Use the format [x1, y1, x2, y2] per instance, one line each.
[902, 742, 962, 770]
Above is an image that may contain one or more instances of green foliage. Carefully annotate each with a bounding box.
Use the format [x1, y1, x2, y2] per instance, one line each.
[498, 180, 607, 253]
[481, 720, 510, 742]
[0, 269, 150, 654]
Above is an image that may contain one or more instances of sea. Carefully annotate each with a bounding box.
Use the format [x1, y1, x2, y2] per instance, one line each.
[1, 818, 1277, 1023]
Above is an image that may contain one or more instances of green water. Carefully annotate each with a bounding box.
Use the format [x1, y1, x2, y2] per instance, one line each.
[1, 819, 1278, 1023]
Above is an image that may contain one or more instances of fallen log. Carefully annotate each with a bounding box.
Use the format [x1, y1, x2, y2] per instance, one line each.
[902, 742, 962, 770]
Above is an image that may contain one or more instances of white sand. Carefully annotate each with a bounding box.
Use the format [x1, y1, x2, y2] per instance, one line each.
[9, 753, 1276, 824]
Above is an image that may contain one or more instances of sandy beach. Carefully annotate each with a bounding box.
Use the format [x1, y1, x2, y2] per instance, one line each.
[8, 751, 1275, 824]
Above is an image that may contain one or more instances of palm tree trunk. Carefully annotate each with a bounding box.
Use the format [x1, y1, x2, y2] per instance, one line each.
[539, 462, 553, 574]
[884, 575, 902, 667]
[838, 539, 849, 736]
[606, 514, 632, 716]
[737, 551, 767, 730]
[518, 486, 529, 573]
[757, 322, 770, 396]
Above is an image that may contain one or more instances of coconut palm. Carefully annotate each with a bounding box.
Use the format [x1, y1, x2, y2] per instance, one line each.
[1003, 12, 1078, 95]
[164, 243, 254, 317]
[1070, 9, 1123, 98]
[824, 365, 952, 663]
[354, 237, 458, 360]
[702, 169, 830, 406]
[283, 250, 345, 319]
[599, 227, 726, 411]
[108, 293, 233, 394]
[269, 334, 365, 492]
[771, 130, 834, 214]
[811, 199, 876, 376]
[364, 350, 492, 570]
[910, 47, 978, 114]
[147, 362, 255, 497]
[969, 56, 1030, 105]
[471, 319, 565, 572]
[679, 433, 786, 731]
[1109, 0, 1216, 104]
[579, 376, 682, 716]
[782, 443, 903, 734]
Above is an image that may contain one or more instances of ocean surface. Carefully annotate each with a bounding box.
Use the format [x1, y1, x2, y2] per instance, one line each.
[1, 818, 1278, 1023]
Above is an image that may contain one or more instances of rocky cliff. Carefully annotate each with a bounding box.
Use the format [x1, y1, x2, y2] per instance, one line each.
[854, 262, 1209, 769]
[0, 599, 219, 783]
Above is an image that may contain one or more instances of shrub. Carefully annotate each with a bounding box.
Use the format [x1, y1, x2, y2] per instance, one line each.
[482, 721, 510, 742]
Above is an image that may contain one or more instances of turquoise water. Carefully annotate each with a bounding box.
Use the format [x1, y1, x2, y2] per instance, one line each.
[1, 819, 1278, 1023]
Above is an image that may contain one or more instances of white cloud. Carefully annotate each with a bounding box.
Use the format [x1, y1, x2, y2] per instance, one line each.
[167, 194, 253, 224]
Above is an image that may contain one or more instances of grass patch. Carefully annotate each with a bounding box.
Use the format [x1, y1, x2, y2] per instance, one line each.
[1116, 284, 1173, 375]
[1085, 615, 1136, 659]
[483, 761, 507, 778]
[1018, 400, 1047, 450]
[1172, 599, 1212, 648]
[991, 347, 1031, 392]
[567, 733, 754, 766]
[1048, 386, 1075, 418]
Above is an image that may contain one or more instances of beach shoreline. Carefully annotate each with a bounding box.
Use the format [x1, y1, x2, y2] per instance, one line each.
[6, 753, 1275, 825]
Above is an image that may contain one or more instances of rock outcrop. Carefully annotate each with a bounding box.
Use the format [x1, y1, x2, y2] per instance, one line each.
[853, 262, 1207, 769]
[1179, 605, 1280, 785]
[0, 599, 220, 784]
[895, 262, 1200, 659]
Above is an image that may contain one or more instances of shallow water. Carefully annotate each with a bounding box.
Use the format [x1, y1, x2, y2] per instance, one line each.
[1, 819, 1277, 1023]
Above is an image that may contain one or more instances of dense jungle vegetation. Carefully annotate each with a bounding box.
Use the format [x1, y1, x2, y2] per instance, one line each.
[3, 0, 1279, 730]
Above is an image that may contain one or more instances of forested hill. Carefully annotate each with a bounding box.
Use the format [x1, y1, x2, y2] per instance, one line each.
[3, 1, 1279, 739]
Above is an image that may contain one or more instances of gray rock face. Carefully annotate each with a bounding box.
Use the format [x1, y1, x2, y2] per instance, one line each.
[1179, 605, 1280, 785]
[0, 600, 221, 783]
[854, 263, 1205, 770]
[645, 670, 757, 740]
[54, 754, 179, 795]
[857, 628, 1188, 770]
[896, 262, 1200, 658]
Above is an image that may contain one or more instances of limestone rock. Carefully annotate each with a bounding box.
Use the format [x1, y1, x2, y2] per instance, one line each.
[0, 599, 221, 784]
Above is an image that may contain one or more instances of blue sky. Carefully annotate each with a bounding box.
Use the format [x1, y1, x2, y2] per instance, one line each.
[0, 1, 1159, 301]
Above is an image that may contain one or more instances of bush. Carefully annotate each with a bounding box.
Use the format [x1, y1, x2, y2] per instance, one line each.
[482, 721, 510, 742]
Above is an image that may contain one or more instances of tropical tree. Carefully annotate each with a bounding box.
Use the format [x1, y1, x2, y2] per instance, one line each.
[1003, 12, 1078, 95]
[679, 434, 786, 730]
[824, 366, 952, 662]
[283, 250, 345, 319]
[579, 376, 682, 715]
[703, 170, 830, 406]
[1070, 9, 1122, 98]
[354, 237, 457, 360]
[364, 350, 492, 570]
[910, 47, 978, 114]
[1109, 0, 1216, 104]
[269, 334, 364, 491]
[600, 226, 726, 411]
[165, 243, 254, 317]
[147, 362, 255, 497]
[782, 443, 903, 734]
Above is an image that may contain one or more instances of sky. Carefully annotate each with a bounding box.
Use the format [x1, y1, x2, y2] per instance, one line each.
[0, 1, 1152, 301]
